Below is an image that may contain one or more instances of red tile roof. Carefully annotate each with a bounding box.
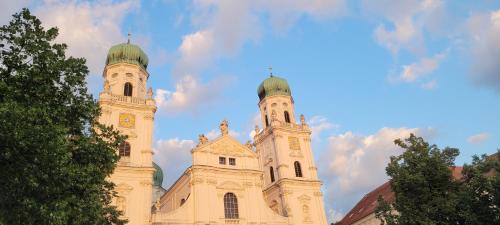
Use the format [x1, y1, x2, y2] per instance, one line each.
[339, 181, 394, 225]
[340, 166, 464, 225]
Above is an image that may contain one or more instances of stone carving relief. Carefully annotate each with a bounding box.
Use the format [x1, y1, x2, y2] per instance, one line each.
[288, 136, 301, 150]
[117, 196, 127, 215]
[302, 204, 312, 223]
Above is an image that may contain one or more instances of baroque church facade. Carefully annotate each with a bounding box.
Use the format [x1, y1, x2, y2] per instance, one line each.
[98, 41, 328, 225]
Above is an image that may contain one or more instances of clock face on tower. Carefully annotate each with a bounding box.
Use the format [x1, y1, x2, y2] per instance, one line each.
[119, 113, 136, 128]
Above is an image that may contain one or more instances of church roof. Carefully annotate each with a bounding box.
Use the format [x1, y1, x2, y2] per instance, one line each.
[106, 42, 149, 70]
[257, 75, 291, 101]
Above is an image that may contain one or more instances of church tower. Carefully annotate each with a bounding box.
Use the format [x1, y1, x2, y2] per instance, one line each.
[254, 74, 328, 225]
[98, 40, 156, 225]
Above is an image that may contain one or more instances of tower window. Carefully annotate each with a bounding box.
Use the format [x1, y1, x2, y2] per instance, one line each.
[229, 158, 236, 166]
[284, 111, 291, 123]
[270, 166, 275, 182]
[265, 115, 269, 127]
[294, 161, 303, 177]
[124, 82, 133, 96]
[180, 198, 186, 206]
[119, 142, 131, 157]
[224, 193, 239, 219]
[219, 157, 226, 165]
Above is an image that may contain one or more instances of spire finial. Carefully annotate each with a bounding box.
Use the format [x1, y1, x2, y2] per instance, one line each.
[127, 32, 131, 44]
[268, 65, 273, 77]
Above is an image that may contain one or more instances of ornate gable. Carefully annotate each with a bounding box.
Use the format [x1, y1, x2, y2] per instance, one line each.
[194, 135, 257, 158]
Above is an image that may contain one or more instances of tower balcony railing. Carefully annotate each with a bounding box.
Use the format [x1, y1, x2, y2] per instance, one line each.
[100, 91, 155, 106]
[256, 120, 310, 140]
[110, 94, 146, 104]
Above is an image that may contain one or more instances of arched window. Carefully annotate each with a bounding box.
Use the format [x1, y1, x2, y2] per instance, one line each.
[294, 161, 303, 177]
[124, 82, 133, 96]
[180, 198, 186, 206]
[265, 115, 269, 127]
[119, 142, 131, 157]
[284, 111, 291, 123]
[270, 166, 275, 182]
[224, 193, 239, 219]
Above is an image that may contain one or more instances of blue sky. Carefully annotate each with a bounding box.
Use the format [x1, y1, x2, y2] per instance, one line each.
[3, 0, 500, 222]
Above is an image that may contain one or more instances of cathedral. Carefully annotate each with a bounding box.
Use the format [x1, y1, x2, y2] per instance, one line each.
[98, 40, 328, 225]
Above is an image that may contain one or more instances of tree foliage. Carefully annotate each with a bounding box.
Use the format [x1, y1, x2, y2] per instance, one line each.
[457, 152, 500, 225]
[375, 134, 460, 225]
[0, 9, 125, 225]
[376, 134, 499, 225]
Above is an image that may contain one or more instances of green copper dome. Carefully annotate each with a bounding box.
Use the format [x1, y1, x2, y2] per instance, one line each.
[106, 42, 149, 69]
[152, 162, 163, 187]
[257, 75, 292, 101]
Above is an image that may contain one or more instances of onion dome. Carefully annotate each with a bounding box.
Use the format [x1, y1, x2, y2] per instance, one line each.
[152, 162, 163, 187]
[105, 42, 149, 70]
[257, 75, 292, 101]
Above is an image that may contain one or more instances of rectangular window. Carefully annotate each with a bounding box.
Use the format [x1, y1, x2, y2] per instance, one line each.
[229, 158, 236, 166]
[219, 157, 226, 165]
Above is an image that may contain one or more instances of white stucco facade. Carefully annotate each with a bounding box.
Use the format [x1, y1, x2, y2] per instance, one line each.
[98, 42, 328, 225]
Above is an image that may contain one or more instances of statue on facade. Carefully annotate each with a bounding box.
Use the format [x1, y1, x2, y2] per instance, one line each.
[198, 134, 208, 146]
[300, 114, 306, 125]
[104, 80, 110, 93]
[154, 199, 161, 212]
[245, 140, 253, 149]
[254, 125, 260, 135]
[220, 119, 229, 135]
[147, 87, 153, 99]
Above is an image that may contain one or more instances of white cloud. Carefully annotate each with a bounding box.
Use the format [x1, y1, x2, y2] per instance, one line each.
[153, 138, 195, 188]
[399, 52, 446, 82]
[328, 208, 345, 224]
[0, 0, 137, 93]
[33, 0, 139, 92]
[0, 0, 31, 25]
[466, 10, 500, 92]
[363, 0, 446, 55]
[319, 127, 435, 214]
[159, 0, 346, 115]
[154, 75, 233, 115]
[308, 115, 337, 140]
[467, 132, 490, 145]
[34, 0, 138, 74]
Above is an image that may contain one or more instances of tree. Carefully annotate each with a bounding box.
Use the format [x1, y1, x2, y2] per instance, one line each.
[456, 152, 500, 225]
[0, 9, 125, 225]
[375, 134, 460, 225]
